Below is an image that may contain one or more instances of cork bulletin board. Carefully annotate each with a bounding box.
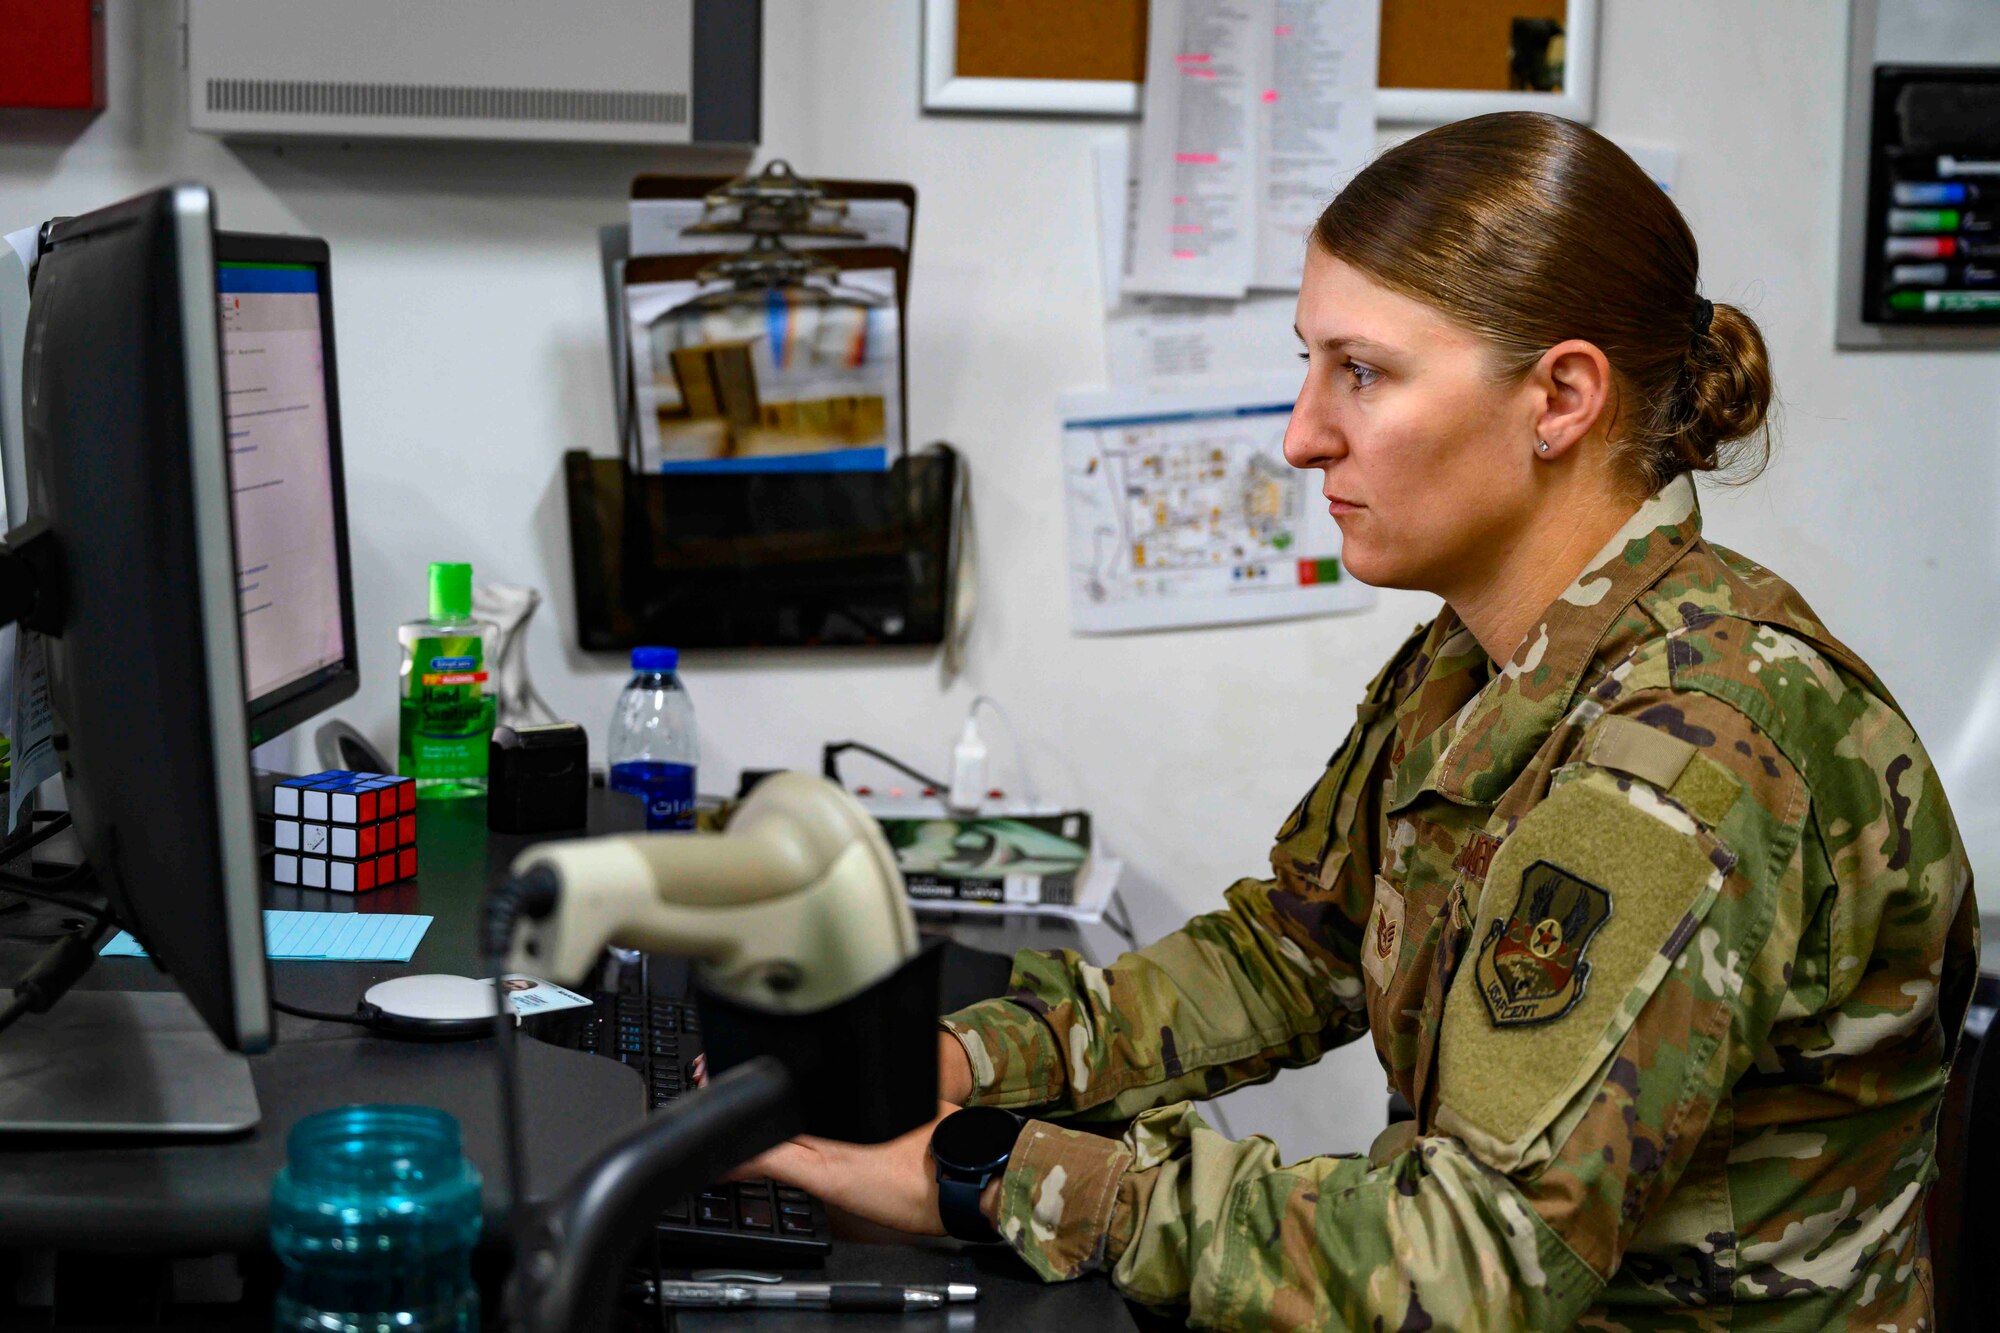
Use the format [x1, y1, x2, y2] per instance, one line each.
[921, 0, 1598, 122]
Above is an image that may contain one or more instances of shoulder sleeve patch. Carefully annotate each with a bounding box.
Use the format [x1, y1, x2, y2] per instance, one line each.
[1436, 768, 1728, 1169]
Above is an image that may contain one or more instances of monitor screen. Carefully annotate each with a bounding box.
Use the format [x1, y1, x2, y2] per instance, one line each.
[216, 260, 348, 712]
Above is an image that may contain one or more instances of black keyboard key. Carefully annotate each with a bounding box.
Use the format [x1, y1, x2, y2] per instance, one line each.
[776, 1187, 809, 1203]
[738, 1197, 774, 1232]
[662, 1196, 690, 1224]
[780, 1214, 814, 1237]
[696, 1195, 735, 1229]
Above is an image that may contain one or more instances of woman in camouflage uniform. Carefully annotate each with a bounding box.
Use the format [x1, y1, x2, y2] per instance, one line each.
[745, 113, 1978, 1331]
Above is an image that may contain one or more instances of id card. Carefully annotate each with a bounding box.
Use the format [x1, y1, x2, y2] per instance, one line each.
[483, 974, 594, 1016]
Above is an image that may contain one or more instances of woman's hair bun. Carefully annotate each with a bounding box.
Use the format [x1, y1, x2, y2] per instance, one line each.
[1671, 301, 1772, 478]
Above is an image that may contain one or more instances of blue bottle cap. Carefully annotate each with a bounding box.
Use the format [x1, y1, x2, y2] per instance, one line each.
[631, 646, 678, 673]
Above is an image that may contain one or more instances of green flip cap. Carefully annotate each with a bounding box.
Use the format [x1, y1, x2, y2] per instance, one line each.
[428, 562, 473, 621]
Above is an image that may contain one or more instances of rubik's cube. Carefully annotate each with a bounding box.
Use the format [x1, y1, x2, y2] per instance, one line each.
[270, 770, 418, 893]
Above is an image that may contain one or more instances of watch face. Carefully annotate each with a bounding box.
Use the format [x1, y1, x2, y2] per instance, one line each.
[931, 1106, 1020, 1174]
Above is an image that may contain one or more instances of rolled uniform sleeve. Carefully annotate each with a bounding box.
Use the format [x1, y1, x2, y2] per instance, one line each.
[940, 630, 1421, 1119]
[982, 694, 1811, 1330]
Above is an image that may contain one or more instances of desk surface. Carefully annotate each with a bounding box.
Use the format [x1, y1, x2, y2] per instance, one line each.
[0, 787, 1143, 1330]
[0, 792, 654, 1253]
[666, 1222, 1140, 1333]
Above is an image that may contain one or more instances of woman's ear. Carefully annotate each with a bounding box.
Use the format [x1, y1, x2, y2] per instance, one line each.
[1530, 339, 1613, 461]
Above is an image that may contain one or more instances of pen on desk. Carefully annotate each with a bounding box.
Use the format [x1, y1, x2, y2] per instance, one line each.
[652, 1280, 978, 1311]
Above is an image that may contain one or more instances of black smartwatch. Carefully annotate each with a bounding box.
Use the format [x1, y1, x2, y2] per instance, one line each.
[930, 1106, 1023, 1243]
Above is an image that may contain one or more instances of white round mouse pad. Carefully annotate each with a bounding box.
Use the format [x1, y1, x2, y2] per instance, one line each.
[364, 974, 497, 1021]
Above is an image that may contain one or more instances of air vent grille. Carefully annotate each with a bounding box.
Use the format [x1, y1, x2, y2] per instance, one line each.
[204, 78, 688, 125]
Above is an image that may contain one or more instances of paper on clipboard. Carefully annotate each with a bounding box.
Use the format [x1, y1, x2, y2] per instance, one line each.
[1061, 377, 1374, 634]
[625, 268, 902, 474]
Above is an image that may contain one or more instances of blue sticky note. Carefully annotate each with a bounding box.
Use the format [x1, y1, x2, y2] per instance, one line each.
[100, 910, 432, 962]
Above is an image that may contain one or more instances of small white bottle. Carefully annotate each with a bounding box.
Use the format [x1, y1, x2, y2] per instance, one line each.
[948, 716, 987, 813]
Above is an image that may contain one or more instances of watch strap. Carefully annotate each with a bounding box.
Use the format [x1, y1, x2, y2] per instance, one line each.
[936, 1172, 1001, 1243]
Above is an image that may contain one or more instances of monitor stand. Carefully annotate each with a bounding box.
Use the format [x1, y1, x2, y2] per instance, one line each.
[0, 990, 259, 1135]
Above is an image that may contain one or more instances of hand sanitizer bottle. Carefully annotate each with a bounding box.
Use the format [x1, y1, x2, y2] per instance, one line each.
[397, 563, 497, 800]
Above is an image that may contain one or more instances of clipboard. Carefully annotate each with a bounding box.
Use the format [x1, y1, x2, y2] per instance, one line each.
[620, 243, 911, 476]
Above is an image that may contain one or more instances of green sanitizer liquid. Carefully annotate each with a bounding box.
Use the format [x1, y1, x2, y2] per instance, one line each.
[397, 563, 498, 801]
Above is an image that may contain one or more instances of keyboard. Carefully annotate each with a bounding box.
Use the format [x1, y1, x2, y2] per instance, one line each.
[550, 990, 834, 1264]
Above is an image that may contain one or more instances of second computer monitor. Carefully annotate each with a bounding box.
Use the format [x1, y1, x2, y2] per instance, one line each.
[214, 232, 358, 746]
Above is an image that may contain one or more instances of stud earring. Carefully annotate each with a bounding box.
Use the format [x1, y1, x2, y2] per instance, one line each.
[1536, 439, 1550, 454]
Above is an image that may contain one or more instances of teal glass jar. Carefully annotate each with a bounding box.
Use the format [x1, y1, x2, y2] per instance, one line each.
[270, 1104, 482, 1333]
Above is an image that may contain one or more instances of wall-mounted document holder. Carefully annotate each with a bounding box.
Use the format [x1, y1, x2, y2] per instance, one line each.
[567, 165, 965, 653]
[562, 443, 960, 650]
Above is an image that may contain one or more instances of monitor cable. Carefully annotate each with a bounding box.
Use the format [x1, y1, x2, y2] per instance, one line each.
[270, 997, 375, 1027]
[0, 811, 117, 1038]
[820, 741, 946, 794]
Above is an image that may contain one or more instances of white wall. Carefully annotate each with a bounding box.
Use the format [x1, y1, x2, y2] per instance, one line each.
[3, 1, 1992, 1154]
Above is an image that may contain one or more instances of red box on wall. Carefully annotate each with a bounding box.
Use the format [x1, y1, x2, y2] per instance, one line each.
[0, 0, 106, 111]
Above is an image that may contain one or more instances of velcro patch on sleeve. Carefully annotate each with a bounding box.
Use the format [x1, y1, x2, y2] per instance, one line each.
[1436, 769, 1727, 1167]
[1586, 714, 1695, 790]
[1666, 752, 1742, 828]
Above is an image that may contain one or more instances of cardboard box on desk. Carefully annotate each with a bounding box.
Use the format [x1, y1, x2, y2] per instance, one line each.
[875, 809, 1092, 907]
[270, 770, 418, 892]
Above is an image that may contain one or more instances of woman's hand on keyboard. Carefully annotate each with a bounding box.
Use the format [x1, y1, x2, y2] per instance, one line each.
[724, 1101, 960, 1237]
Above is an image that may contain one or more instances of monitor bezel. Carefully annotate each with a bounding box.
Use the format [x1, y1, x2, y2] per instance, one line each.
[213, 231, 360, 747]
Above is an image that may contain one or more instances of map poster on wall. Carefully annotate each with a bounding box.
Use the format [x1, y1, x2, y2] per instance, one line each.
[1060, 378, 1375, 634]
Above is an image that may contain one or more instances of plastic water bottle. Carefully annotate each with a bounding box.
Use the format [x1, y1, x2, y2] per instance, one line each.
[270, 1104, 482, 1333]
[609, 646, 699, 832]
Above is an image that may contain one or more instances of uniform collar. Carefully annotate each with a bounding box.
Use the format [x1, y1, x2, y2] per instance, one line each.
[1389, 474, 1703, 809]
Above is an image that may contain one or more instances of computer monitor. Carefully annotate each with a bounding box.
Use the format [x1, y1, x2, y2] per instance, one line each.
[213, 232, 359, 746]
[16, 185, 271, 1065]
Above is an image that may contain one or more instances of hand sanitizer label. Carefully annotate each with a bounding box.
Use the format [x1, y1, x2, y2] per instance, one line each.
[398, 634, 496, 790]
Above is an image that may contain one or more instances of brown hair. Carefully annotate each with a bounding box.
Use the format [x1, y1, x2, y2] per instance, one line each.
[1313, 113, 1771, 492]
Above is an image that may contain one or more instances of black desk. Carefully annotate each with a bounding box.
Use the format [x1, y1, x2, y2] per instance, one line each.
[0, 789, 1142, 1331]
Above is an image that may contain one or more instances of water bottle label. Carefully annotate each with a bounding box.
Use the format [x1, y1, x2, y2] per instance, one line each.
[610, 761, 696, 832]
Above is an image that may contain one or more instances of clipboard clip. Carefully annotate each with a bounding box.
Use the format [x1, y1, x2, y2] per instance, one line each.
[683, 159, 866, 241]
[672, 234, 880, 313]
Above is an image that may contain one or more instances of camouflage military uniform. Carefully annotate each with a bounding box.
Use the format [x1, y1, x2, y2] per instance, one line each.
[941, 475, 1978, 1330]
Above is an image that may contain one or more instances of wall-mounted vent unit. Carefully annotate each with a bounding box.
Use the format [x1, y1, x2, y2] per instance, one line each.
[186, 0, 758, 148]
